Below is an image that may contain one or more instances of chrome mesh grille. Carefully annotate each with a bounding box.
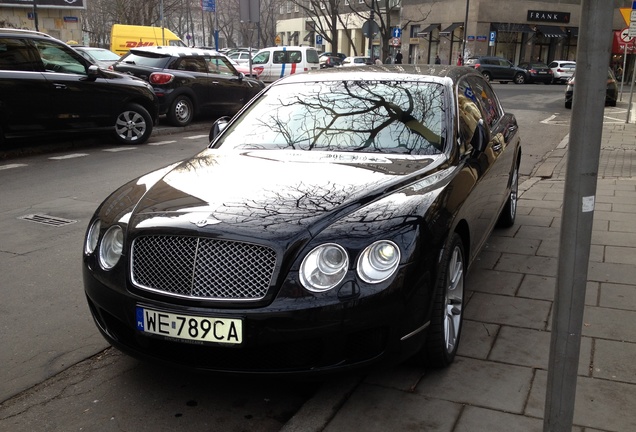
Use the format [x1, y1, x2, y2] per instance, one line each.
[131, 235, 276, 301]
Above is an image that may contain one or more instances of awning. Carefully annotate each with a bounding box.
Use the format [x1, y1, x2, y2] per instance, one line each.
[491, 23, 534, 33]
[417, 23, 440, 35]
[536, 25, 567, 37]
[439, 22, 464, 35]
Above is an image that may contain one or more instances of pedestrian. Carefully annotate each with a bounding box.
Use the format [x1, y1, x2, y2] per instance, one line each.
[395, 50, 403, 64]
[374, 57, 382, 65]
[434, 54, 441, 64]
[457, 54, 463, 66]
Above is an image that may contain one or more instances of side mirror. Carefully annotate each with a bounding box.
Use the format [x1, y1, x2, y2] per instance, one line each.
[87, 64, 100, 80]
[209, 116, 231, 143]
[472, 119, 490, 153]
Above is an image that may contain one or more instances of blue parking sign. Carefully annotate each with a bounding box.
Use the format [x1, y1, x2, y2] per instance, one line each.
[489, 31, 496, 42]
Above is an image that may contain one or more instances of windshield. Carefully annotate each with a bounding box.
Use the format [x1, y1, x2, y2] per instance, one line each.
[215, 80, 446, 155]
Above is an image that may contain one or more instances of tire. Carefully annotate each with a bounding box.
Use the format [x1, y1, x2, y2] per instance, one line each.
[514, 73, 526, 84]
[167, 95, 194, 127]
[497, 161, 519, 228]
[422, 233, 466, 368]
[482, 71, 492, 82]
[113, 103, 153, 145]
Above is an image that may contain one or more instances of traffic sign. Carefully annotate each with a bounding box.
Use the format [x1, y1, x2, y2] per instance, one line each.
[392, 27, 402, 38]
[630, 22, 636, 38]
[316, 34, 323, 45]
[391, 37, 401, 46]
[621, 27, 634, 42]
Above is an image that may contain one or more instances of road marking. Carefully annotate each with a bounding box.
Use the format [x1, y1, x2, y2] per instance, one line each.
[149, 140, 177, 146]
[49, 153, 89, 160]
[0, 163, 28, 170]
[185, 134, 209, 139]
[103, 147, 136, 152]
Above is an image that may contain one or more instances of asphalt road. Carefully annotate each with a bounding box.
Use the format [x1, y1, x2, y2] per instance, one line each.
[0, 84, 574, 431]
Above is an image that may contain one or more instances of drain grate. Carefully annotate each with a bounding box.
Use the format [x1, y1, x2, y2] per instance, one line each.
[18, 214, 78, 227]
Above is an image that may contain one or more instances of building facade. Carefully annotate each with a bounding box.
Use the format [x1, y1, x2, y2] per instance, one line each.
[0, 0, 85, 44]
[277, 0, 634, 66]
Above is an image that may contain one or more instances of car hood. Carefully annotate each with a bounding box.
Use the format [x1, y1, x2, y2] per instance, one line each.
[126, 148, 446, 241]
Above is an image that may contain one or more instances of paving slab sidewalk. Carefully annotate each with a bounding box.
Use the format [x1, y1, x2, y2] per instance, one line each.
[282, 121, 636, 432]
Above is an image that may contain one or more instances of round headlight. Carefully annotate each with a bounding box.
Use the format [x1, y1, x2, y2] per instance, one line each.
[85, 219, 101, 255]
[357, 240, 401, 283]
[99, 225, 124, 270]
[300, 243, 349, 292]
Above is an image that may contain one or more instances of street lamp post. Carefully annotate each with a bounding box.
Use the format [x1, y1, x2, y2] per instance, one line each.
[462, 0, 470, 61]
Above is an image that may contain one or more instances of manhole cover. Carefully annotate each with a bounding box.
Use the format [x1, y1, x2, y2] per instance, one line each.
[18, 214, 77, 227]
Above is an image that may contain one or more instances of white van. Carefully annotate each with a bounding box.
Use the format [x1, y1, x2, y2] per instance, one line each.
[251, 46, 320, 82]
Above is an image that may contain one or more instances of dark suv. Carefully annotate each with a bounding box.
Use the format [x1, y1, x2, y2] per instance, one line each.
[113, 46, 266, 127]
[0, 28, 159, 145]
[465, 56, 527, 84]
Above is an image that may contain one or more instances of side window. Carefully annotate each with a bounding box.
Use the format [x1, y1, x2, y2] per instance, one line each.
[207, 56, 236, 76]
[288, 51, 301, 63]
[34, 40, 86, 75]
[457, 79, 485, 153]
[467, 76, 503, 127]
[273, 51, 286, 64]
[176, 57, 206, 72]
[252, 51, 269, 65]
[0, 38, 39, 71]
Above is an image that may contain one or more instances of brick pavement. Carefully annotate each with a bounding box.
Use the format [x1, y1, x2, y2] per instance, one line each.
[283, 118, 636, 432]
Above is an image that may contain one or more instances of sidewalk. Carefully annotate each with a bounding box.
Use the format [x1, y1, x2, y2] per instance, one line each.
[282, 119, 636, 431]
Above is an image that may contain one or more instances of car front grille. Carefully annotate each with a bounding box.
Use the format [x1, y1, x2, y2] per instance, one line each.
[131, 235, 276, 301]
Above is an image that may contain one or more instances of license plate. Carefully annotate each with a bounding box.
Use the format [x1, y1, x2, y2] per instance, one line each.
[136, 307, 242, 345]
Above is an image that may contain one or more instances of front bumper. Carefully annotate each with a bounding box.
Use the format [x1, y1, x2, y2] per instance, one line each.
[83, 263, 432, 375]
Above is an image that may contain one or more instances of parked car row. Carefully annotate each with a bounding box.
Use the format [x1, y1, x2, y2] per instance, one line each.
[465, 55, 577, 85]
[0, 28, 159, 145]
[113, 46, 265, 127]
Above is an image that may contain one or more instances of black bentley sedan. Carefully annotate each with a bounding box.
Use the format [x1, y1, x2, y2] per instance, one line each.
[113, 46, 265, 127]
[83, 65, 521, 374]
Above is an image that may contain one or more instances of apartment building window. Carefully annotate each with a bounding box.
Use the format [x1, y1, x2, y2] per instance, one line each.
[287, 1, 292, 13]
[295, 3, 299, 12]
[320, 1, 326, 9]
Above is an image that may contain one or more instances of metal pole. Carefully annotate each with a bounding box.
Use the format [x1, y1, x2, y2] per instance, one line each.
[627, 56, 636, 123]
[33, 0, 39, 32]
[367, 0, 375, 57]
[543, 1, 612, 431]
[462, 0, 470, 60]
[161, 0, 165, 45]
[620, 45, 628, 100]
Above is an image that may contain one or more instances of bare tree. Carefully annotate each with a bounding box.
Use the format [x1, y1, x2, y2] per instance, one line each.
[349, 0, 434, 63]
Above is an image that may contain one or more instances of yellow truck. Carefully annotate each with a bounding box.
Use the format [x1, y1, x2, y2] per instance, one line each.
[110, 24, 186, 56]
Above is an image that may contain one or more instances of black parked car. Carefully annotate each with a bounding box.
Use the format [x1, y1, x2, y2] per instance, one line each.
[113, 46, 265, 127]
[83, 65, 521, 374]
[516, 62, 553, 84]
[465, 55, 527, 84]
[319, 55, 343, 68]
[0, 28, 158, 145]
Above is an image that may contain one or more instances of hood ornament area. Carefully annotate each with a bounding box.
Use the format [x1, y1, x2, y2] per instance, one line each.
[190, 216, 222, 227]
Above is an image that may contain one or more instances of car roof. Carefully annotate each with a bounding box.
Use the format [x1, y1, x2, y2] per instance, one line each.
[274, 64, 482, 85]
[127, 46, 221, 57]
[0, 27, 54, 38]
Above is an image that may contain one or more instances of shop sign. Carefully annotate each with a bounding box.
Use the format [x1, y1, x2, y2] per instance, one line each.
[476, 35, 487, 42]
[527, 10, 571, 24]
[467, 35, 475, 41]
